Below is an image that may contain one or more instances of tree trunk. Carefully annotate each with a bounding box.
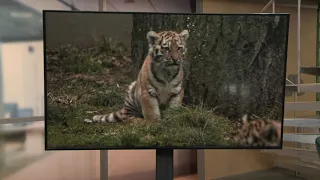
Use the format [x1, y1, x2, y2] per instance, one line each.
[131, 14, 288, 121]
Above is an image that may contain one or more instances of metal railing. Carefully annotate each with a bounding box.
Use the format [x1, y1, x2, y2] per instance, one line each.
[260, 0, 320, 178]
[297, 0, 301, 93]
[0, 116, 44, 125]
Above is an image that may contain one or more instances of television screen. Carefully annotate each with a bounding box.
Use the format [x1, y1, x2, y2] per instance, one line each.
[44, 11, 289, 150]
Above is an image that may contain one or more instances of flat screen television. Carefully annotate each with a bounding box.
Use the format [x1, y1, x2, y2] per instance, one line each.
[44, 11, 289, 150]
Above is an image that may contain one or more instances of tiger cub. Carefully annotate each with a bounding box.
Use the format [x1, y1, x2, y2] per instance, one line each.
[235, 114, 282, 147]
[84, 30, 189, 124]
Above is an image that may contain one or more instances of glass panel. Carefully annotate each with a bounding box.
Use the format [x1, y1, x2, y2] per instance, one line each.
[0, 0, 44, 120]
[0, 121, 47, 179]
[1, 41, 44, 119]
[0, 1, 101, 179]
[0, 0, 103, 122]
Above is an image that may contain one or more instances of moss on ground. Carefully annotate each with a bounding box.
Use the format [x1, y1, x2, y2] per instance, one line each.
[46, 38, 237, 148]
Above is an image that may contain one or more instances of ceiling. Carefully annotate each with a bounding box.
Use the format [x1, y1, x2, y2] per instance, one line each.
[63, 0, 99, 11]
[1, 0, 316, 42]
[0, 0, 43, 42]
[223, 0, 318, 7]
[106, 0, 318, 12]
[16, 0, 71, 11]
[107, 0, 192, 13]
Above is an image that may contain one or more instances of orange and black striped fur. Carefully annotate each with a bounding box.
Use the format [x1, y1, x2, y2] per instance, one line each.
[235, 114, 282, 147]
[84, 30, 189, 124]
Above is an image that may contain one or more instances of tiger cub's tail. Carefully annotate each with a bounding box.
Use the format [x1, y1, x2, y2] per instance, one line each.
[84, 108, 132, 123]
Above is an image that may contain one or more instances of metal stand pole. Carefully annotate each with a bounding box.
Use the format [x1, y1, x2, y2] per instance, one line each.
[100, 150, 108, 180]
[99, 0, 108, 11]
[295, 0, 302, 177]
[272, 0, 276, 13]
[156, 149, 174, 180]
[99, 1, 109, 178]
[195, 0, 203, 13]
[98, 0, 103, 11]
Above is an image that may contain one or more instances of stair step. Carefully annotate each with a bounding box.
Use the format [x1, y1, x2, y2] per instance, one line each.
[284, 118, 320, 127]
[277, 160, 320, 178]
[263, 148, 319, 160]
[300, 67, 320, 76]
[283, 133, 320, 144]
[285, 101, 320, 111]
[286, 83, 320, 92]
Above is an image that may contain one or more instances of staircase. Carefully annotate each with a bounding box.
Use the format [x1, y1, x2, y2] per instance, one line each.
[275, 66, 320, 178]
[259, 0, 320, 179]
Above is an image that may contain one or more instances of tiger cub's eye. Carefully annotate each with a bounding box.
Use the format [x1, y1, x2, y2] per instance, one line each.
[162, 46, 170, 51]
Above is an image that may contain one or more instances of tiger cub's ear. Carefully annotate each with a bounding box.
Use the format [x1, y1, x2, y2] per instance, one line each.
[241, 114, 249, 124]
[147, 31, 160, 47]
[179, 30, 189, 41]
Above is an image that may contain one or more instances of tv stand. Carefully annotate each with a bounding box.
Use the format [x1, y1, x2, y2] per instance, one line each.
[156, 149, 174, 180]
[100, 149, 174, 180]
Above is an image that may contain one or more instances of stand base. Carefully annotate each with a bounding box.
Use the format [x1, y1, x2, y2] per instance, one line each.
[156, 149, 174, 180]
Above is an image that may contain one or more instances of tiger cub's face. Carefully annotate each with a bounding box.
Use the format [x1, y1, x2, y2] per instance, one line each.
[235, 114, 282, 147]
[146, 30, 189, 67]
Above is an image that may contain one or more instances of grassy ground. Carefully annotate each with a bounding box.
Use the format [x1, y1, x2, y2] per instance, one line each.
[46, 38, 237, 149]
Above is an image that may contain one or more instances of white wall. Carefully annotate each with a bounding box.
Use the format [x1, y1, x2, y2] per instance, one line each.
[1, 41, 44, 116]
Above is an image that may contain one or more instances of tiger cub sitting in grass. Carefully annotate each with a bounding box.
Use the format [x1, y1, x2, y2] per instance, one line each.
[84, 30, 189, 124]
[235, 114, 282, 147]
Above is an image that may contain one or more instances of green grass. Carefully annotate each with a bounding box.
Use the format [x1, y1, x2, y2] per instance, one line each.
[46, 38, 237, 148]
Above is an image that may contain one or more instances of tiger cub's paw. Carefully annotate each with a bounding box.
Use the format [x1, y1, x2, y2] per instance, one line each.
[129, 118, 149, 125]
[84, 119, 93, 123]
[83, 115, 107, 124]
[92, 115, 108, 123]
